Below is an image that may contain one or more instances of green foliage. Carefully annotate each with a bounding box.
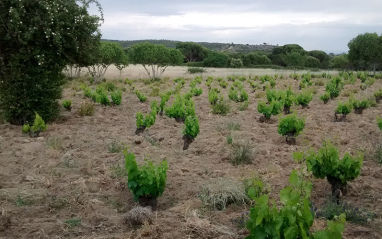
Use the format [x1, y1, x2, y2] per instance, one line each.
[219, 79, 228, 88]
[348, 33, 382, 71]
[266, 89, 282, 102]
[183, 116, 200, 139]
[335, 101, 353, 117]
[165, 95, 195, 120]
[374, 89, 382, 102]
[190, 87, 203, 96]
[230, 58, 243, 68]
[0, 0, 102, 124]
[136, 111, 156, 129]
[135, 90, 147, 102]
[203, 51, 230, 68]
[257, 101, 283, 120]
[377, 117, 382, 131]
[62, 100, 72, 110]
[227, 134, 233, 144]
[306, 141, 363, 196]
[280, 88, 295, 111]
[128, 42, 183, 79]
[176, 42, 208, 62]
[326, 76, 343, 99]
[22, 124, 30, 134]
[228, 87, 248, 102]
[111, 90, 122, 105]
[108, 139, 125, 153]
[320, 92, 330, 104]
[296, 91, 313, 107]
[77, 102, 94, 116]
[124, 151, 168, 201]
[101, 82, 117, 92]
[352, 98, 369, 114]
[246, 169, 346, 239]
[98, 91, 110, 106]
[29, 113, 47, 136]
[277, 114, 305, 137]
[208, 90, 219, 105]
[239, 101, 250, 111]
[159, 91, 172, 113]
[212, 98, 231, 115]
[227, 122, 241, 131]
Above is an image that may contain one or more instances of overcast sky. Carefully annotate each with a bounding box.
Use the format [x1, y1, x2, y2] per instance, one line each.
[90, 0, 382, 54]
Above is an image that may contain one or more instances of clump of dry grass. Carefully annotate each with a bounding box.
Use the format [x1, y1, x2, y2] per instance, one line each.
[124, 206, 153, 226]
[198, 178, 248, 210]
[184, 209, 236, 238]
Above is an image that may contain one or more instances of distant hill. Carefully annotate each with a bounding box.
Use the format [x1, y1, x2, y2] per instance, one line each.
[102, 39, 277, 54]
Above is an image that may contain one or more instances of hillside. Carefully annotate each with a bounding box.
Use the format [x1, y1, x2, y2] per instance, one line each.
[103, 39, 277, 54]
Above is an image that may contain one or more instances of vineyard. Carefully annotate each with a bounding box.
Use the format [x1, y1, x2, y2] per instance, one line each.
[1, 67, 382, 238]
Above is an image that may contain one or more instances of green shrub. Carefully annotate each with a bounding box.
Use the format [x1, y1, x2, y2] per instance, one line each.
[266, 89, 282, 102]
[111, 90, 122, 106]
[226, 134, 233, 144]
[165, 95, 195, 120]
[78, 102, 94, 116]
[187, 67, 206, 74]
[257, 100, 283, 120]
[23, 113, 47, 137]
[228, 87, 248, 102]
[320, 92, 330, 104]
[190, 87, 203, 96]
[194, 76, 202, 84]
[159, 91, 172, 114]
[239, 101, 249, 111]
[280, 88, 295, 114]
[101, 82, 117, 92]
[98, 91, 110, 106]
[135, 90, 147, 102]
[183, 115, 200, 139]
[335, 101, 353, 120]
[219, 79, 228, 88]
[326, 76, 343, 98]
[62, 99, 72, 111]
[246, 169, 346, 238]
[377, 117, 382, 131]
[374, 89, 382, 102]
[249, 81, 259, 91]
[136, 111, 156, 129]
[211, 98, 231, 115]
[296, 91, 313, 107]
[306, 141, 363, 199]
[230, 58, 243, 68]
[83, 86, 92, 98]
[124, 151, 168, 201]
[208, 90, 219, 105]
[278, 114, 305, 144]
[233, 80, 243, 89]
[352, 98, 369, 114]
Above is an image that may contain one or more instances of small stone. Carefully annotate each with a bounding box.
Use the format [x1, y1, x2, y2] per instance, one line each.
[24, 175, 34, 181]
[134, 136, 143, 145]
[36, 137, 44, 142]
[23, 139, 30, 143]
[158, 137, 165, 142]
[180, 168, 190, 173]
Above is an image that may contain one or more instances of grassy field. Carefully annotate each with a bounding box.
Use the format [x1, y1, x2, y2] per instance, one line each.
[0, 68, 381, 238]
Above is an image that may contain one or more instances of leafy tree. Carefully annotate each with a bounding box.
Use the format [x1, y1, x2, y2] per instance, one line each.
[0, 0, 102, 124]
[284, 51, 306, 70]
[309, 50, 330, 68]
[175, 42, 208, 62]
[348, 33, 382, 73]
[203, 51, 230, 68]
[331, 55, 350, 70]
[242, 52, 272, 66]
[128, 42, 183, 79]
[305, 56, 321, 68]
[87, 41, 127, 82]
[230, 58, 243, 68]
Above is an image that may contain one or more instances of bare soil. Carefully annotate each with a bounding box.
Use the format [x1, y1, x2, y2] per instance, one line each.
[1, 68, 382, 238]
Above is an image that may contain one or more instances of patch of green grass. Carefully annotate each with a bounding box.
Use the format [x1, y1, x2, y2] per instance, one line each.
[227, 122, 241, 131]
[14, 195, 29, 207]
[227, 134, 233, 144]
[64, 218, 81, 229]
[211, 99, 230, 115]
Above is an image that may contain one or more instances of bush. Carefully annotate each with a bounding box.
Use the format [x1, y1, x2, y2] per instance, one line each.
[230, 58, 243, 68]
[352, 98, 369, 114]
[208, 90, 219, 105]
[277, 114, 305, 144]
[335, 101, 353, 120]
[165, 95, 195, 120]
[246, 169, 346, 238]
[266, 89, 282, 102]
[22, 113, 47, 137]
[159, 91, 172, 114]
[280, 88, 295, 114]
[257, 100, 283, 120]
[374, 89, 382, 103]
[228, 87, 248, 102]
[296, 91, 313, 107]
[183, 116, 200, 139]
[230, 141, 253, 165]
[377, 117, 382, 131]
[62, 99, 72, 111]
[326, 76, 343, 99]
[306, 141, 363, 199]
[320, 92, 330, 104]
[211, 98, 230, 115]
[238, 101, 249, 111]
[190, 87, 203, 96]
[187, 67, 206, 74]
[226, 134, 233, 144]
[135, 90, 147, 102]
[101, 81, 117, 92]
[78, 102, 95, 116]
[124, 151, 168, 201]
[219, 79, 228, 88]
[136, 111, 156, 129]
[111, 90, 122, 105]
[98, 91, 110, 106]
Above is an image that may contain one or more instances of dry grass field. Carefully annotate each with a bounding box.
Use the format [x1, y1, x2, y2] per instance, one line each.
[0, 66, 381, 238]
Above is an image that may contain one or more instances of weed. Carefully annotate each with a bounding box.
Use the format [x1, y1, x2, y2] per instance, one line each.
[198, 178, 248, 210]
[108, 140, 125, 153]
[314, 198, 376, 224]
[62, 99, 72, 111]
[14, 195, 29, 207]
[111, 90, 122, 105]
[238, 101, 249, 111]
[188, 67, 205, 74]
[78, 102, 94, 116]
[211, 98, 230, 115]
[254, 91, 266, 99]
[230, 141, 253, 165]
[227, 122, 241, 131]
[49, 196, 68, 210]
[226, 134, 233, 144]
[47, 137, 64, 151]
[64, 218, 81, 228]
[149, 87, 160, 97]
[110, 164, 126, 178]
